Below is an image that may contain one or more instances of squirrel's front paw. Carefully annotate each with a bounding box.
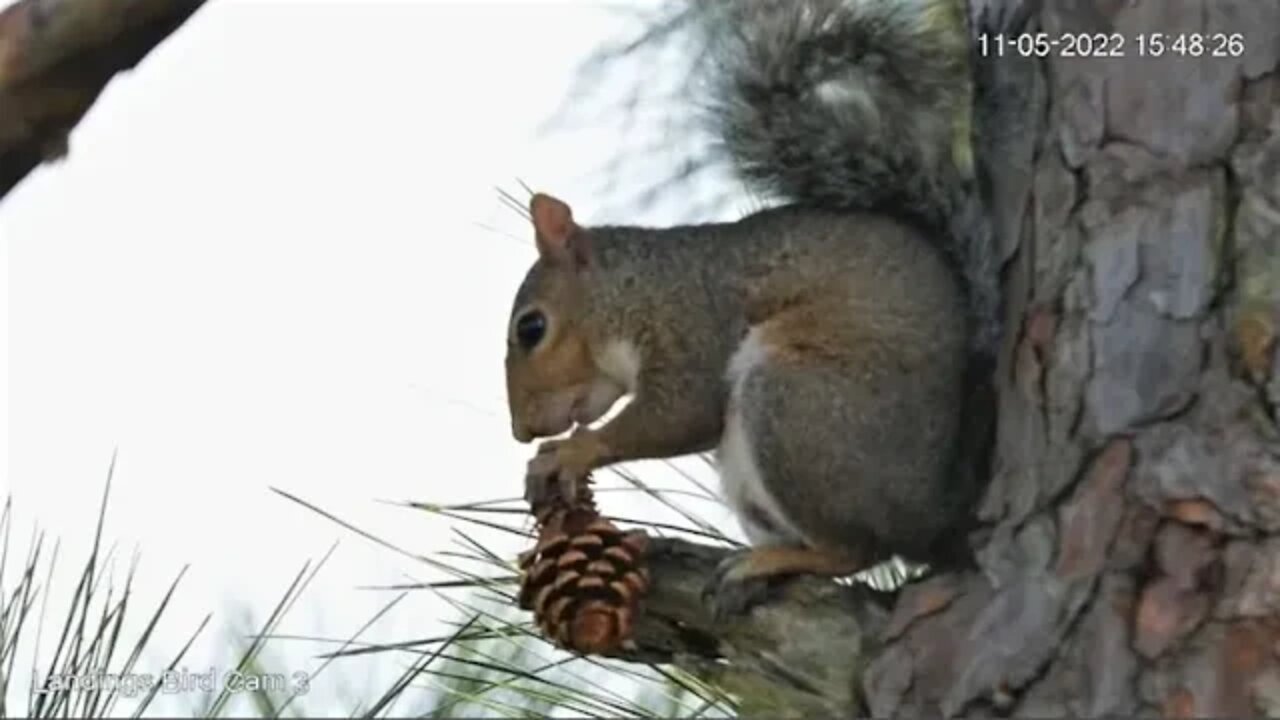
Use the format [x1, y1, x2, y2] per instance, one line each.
[702, 549, 778, 622]
[524, 449, 582, 507]
[523, 430, 605, 507]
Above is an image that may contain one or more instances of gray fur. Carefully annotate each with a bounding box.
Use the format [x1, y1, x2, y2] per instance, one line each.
[738, 332, 968, 562]
[571, 207, 971, 563]
[693, 0, 1002, 358]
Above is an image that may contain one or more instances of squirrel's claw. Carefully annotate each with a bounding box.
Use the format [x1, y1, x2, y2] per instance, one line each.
[702, 549, 777, 622]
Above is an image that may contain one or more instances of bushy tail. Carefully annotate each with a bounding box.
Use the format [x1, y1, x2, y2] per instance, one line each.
[694, 0, 1002, 357]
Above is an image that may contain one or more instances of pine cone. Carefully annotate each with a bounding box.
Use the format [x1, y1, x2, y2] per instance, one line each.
[517, 483, 650, 654]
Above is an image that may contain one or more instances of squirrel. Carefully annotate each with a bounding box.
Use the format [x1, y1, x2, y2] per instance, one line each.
[504, 0, 1006, 615]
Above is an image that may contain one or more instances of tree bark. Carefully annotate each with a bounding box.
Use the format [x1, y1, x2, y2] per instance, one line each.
[0, 0, 206, 200]
[607, 1, 1280, 716]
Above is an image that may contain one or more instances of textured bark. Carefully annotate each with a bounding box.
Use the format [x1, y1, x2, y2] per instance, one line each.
[0, 0, 205, 200]
[612, 1, 1280, 716]
[894, 1, 1280, 716]
[612, 538, 889, 718]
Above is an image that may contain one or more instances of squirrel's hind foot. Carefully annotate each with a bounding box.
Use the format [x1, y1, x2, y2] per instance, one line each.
[703, 545, 872, 621]
[703, 549, 780, 621]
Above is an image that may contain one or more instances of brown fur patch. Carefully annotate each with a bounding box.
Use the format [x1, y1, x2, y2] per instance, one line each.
[753, 302, 851, 366]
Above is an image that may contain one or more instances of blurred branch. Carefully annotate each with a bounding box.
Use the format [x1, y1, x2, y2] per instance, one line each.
[615, 538, 892, 718]
[0, 0, 206, 200]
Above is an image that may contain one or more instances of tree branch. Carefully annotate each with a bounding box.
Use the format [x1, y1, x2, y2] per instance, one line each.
[613, 538, 892, 717]
[0, 0, 206, 200]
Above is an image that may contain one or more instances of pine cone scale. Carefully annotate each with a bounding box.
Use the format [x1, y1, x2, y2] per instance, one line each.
[517, 479, 651, 654]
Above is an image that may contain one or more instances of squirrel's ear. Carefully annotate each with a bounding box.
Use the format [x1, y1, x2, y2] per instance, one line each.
[530, 193, 589, 266]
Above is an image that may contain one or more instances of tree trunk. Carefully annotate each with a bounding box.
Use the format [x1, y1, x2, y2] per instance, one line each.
[917, 1, 1280, 716]
[611, 2, 1280, 716]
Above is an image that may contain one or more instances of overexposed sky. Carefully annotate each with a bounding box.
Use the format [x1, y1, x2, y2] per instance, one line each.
[3, 1, 742, 713]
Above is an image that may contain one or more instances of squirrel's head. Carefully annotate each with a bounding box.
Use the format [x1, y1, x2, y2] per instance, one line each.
[504, 193, 628, 443]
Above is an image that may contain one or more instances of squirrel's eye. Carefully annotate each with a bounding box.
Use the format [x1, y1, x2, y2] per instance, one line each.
[515, 310, 547, 349]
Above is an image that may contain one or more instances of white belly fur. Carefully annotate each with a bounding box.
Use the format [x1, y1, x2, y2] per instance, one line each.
[716, 328, 806, 546]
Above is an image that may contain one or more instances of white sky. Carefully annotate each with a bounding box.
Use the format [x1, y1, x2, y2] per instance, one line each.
[2, 0, 744, 714]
